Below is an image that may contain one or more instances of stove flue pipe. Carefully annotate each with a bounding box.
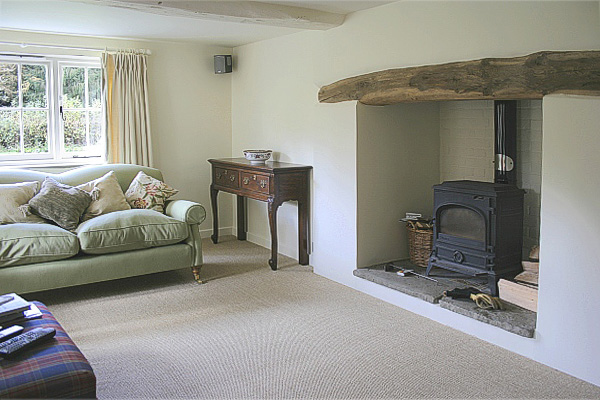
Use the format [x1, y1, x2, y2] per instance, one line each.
[494, 100, 518, 185]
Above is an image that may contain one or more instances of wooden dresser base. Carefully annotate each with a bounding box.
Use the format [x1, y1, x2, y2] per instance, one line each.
[209, 158, 312, 270]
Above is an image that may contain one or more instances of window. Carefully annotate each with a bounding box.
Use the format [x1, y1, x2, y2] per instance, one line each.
[0, 55, 105, 165]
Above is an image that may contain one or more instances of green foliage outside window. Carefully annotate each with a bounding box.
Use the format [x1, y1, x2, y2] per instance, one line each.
[62, 67, 102, 153]
[0, 62, 102, 156]
[0, 110, 19, 153]
[0, 63, 18, 107]
[23, 111, 48, 153]
[23, 64, 47, 108]
[0, 62, 49, 154]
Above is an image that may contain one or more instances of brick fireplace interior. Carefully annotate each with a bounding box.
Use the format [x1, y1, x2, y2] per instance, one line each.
[356, 100, 542, 269]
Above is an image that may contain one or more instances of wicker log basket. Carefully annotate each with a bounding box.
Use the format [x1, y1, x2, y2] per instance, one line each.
[406, 220, 433, 267]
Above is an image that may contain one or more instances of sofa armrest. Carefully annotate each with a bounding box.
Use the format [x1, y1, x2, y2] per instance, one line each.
[165, 200, 206, 225]
[165, 200, 206, 269]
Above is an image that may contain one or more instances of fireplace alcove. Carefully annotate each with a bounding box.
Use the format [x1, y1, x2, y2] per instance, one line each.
[316, 50, 600, 383]
[355, 99, 542, 336]
[356, 99, 542, 268]
[324, 50, 599, 338]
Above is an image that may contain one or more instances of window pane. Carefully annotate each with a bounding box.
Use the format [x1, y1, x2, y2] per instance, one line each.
[63, 110, 86, 152]
[22, 64, 47, 108]
[0, 110, 20, 153]
[0, 63, 19, 108]
[62, 66, 85, 108]
[88, 68, 102, 108]
[89, 110, 102, 147]
[23, 110, 48, 153]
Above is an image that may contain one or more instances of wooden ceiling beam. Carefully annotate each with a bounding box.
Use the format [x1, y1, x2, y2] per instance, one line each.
[318, 51, 600, 105]
[70, 0, 345, 30]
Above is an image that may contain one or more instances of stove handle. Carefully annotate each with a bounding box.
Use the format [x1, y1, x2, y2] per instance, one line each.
[453, 251, 465, 264]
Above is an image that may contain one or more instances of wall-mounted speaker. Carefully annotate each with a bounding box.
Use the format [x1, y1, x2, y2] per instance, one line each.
[214, 55, 232, 74]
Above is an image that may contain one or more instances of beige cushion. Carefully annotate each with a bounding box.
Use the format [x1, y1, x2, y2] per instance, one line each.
[125, 171, 178, 213]
[0, 182, 46, 224]
[77, 171, 131, 221]
[76, 209, 188, 255]
[0, 223, 79, 267]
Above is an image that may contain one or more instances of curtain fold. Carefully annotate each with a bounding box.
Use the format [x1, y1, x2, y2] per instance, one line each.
[102, 51, 153, 167]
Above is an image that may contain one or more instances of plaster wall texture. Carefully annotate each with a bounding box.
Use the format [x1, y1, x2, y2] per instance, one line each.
[439, 100, 495, 183]
[356, 102, 440, 268]
[517, 100, 543, 255]
[538, 94, 600, 384]
[231, 1, 600, 386]
[232, 32, 357, 277]
[0, 29, 234, 237]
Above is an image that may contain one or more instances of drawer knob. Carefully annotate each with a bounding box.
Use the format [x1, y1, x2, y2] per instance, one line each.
[230, 175, 235, 182]
[243, 177, 250, 185]
[216, 173, 222, 179]
[260, 180, 267, 188]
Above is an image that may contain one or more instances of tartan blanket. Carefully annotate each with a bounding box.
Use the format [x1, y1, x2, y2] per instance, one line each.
[0, 301, 96, 399]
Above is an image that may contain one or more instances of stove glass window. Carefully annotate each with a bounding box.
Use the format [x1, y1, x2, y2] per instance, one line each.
[439, 206, 485, 242]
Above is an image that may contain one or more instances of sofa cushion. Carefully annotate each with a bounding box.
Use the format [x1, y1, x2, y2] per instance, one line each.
[76, 209, 188, 255]
[0, 224, 79, 268]
[77, 171, 131, 222]
[0, 182, 46, 224]
[125, 171, 178, 213]
[28, 178, 92, 231]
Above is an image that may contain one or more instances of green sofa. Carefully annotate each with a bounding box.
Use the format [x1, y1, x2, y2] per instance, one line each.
[0, 164, 206, 294]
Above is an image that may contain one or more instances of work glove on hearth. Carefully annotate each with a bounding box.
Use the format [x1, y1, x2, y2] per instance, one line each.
[443, 287, 481, 299]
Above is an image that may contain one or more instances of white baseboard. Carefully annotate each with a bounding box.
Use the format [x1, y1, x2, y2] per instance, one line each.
[199, 226, 233, 239]
[202, 226, 298, 261]
[245, 231, 298, 260]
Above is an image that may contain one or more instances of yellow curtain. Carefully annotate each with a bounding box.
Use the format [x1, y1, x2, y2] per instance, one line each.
[102, 51, 153, 167]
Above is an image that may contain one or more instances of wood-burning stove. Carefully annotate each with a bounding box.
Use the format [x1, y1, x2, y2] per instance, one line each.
[426, 180, 525, 295]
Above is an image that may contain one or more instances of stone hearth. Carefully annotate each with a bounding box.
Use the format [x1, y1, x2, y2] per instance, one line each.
[354, 260, 536, 338]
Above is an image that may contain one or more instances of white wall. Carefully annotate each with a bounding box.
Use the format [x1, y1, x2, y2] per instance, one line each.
[232, 33, 358, 281]
[539, 95, 600, 385]
[231, 1, 600, 386]
[0, 29, 234, 236]
[357, 102, 440, 267]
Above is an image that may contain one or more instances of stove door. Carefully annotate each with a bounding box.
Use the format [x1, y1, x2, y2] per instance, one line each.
[439, 205, 486, 242]
[433, 204, 491, 272]
[438, 204, 487, 248]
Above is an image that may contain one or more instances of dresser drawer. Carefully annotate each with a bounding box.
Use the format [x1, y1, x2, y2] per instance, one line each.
[241, 172, 270, 194]
[214, 167, 239, 189]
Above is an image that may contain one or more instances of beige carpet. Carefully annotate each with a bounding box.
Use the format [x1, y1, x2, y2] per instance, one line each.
[32, 236, 600, 399]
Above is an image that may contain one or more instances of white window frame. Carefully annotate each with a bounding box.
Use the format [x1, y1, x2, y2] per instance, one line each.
[0, 54, 105, 167]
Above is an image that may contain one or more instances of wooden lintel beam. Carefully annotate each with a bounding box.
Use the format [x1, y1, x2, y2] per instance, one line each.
[71, 0, 345, 30]
[318, 51, 600, 105]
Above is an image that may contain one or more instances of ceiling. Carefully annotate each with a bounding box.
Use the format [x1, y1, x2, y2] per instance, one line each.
[262, 1, 390, 14]
[0, 1, 394, 48]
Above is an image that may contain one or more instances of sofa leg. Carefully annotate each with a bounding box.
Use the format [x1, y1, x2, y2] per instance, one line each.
[191, 266, 205, 284]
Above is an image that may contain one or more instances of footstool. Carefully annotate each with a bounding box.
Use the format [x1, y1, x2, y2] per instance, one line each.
[0, 301, 96, 398]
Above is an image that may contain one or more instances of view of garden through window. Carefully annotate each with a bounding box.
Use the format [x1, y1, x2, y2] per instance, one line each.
[62, 66, 103, 153]
[0, 63, 48, 154]
[0, 57, 104, 163]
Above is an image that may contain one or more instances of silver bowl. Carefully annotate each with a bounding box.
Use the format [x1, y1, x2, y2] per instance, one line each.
[243, 150, 272, 164]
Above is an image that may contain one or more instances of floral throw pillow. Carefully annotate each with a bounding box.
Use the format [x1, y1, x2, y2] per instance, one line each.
[125, 171, 178, 213]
